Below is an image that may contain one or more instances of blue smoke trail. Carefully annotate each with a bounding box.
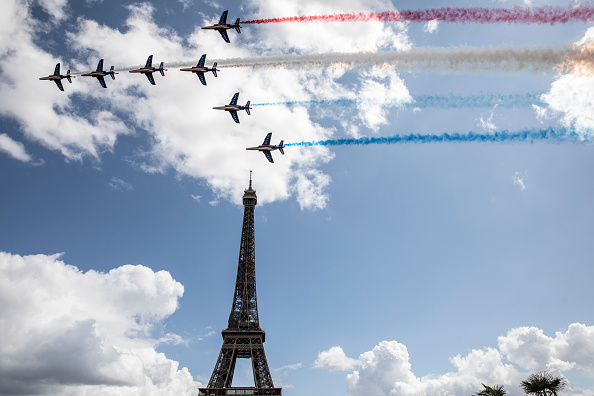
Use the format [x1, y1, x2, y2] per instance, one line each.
[251, 92, 543, 109]
[285, 128, 586, 147]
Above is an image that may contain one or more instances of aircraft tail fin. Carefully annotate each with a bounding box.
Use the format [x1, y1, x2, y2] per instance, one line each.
[245, 101, 251, 115]
[159, 62, 166, 76]
[66, 70, 73, 83]
[235, 18, 241, 33]
[212, 63, 218, 77]
[279, 141, 285, 155]
[110, 66, 117, 80]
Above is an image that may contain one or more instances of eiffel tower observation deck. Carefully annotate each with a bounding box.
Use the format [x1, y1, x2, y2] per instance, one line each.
[199, 174, 281, 396]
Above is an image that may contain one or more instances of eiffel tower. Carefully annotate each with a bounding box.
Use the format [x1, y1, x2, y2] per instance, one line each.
[199, 174, 282, 396]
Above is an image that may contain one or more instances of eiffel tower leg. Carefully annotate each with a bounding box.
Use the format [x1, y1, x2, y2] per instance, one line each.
[207, 339, 238, 388]
[251, 345, 274, 389]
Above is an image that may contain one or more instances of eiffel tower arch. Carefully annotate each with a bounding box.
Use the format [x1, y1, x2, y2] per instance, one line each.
[199, 175, 282, 396]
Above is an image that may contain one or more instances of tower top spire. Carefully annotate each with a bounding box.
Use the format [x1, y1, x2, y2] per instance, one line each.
[243, 171, 257, 206]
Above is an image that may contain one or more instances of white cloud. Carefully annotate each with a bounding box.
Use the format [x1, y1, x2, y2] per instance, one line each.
[108, 176, 133, 191]
[191, 194, 202, 203]
[423, 19, 439, 34]
[354, 65, 411, 132]
[499, 324, 594, 372]
[0, 133, 32, 162]
[38, 0, 69, 21]
[319, 324, 594, 396]
[177, 0, 193, 11]
[0, 251, 198, 395]
[314, 346, 359, 371]
[512, 171, 527, 191]
[273, 363, 303, 372]
[478, 105, 499, 132]
[197, 328, 216, 341]
[541, 27, 594, 139]
[532, 104, 550, 121]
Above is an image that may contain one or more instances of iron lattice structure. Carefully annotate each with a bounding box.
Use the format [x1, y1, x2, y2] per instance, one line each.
[199, 177, 281, 396]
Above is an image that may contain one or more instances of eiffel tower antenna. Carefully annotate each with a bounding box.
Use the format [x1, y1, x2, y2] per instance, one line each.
[199, 174, 281, 396]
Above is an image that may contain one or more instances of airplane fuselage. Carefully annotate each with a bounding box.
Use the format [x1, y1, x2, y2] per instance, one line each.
[39, 75, 64, 81]
[129, 67, 157, 74]
[201, 24, 233, 31]
[213, 105, 244, 111]
[246, 145, 279, 152]
[80, 71, 113, 77]
[180, 66, 210, 73]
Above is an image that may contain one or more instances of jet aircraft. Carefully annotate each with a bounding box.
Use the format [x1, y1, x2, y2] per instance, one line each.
[128, 55, 167, 85]
[246, 132, 285, 163]
[213, 92, 251, 124]
[179, 54, 219, 85]
[39, 63, 74, 91]
[80, 59, 118, 88]
[201, 10, 241, 43]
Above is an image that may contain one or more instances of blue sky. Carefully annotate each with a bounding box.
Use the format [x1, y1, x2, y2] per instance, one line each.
[1, 0, 594, 395]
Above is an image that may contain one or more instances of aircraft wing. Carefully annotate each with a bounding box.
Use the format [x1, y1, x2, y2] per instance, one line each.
[219, 10, 228, 24]
[262, 132, 272, 146]
[198, 54, 206, 67]
[54, 79, 64, 91]
[54, 63, 60, 75]
[97, 75, 107, 88]
[230, 92, 239, 105]
[218, 30, 230, 43]
[97, 59, 104, 71]
[145, 55, 153, 67]
[230, 110, 240, 124]
[145, 73, 156, 85]
[197, 72, 207, 86]
[264, 151, 274, 163]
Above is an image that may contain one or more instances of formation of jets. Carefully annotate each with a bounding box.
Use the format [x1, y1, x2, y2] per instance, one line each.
[40, 11, 285, 163]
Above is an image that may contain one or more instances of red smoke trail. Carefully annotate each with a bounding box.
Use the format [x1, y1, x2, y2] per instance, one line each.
[243, 5, 594, 25]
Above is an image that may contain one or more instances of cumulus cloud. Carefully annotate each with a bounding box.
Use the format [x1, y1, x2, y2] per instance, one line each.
[0, 133, 32, 162]
[317, 324, 594, 396]
[0, 251, 198, 395]
[499, 324, 594, 372]
[314, 346, 359, 371]
[542, 27, 594, 138]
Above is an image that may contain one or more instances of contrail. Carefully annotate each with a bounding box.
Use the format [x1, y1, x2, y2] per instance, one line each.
[285, 128, 586, 147]
[209, 45, 591, 74]
[243, 5, 594, 25]
[252, 92, 543, 108]
[71, 45, 592, 75]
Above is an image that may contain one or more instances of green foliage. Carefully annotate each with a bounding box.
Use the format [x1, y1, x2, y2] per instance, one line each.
[474, 383, 507, 396]
[520, 371, 567, 396]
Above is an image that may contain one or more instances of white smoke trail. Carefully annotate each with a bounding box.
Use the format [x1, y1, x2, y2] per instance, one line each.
[71, 45, 589, 75]
[209, 45, 579, 73]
